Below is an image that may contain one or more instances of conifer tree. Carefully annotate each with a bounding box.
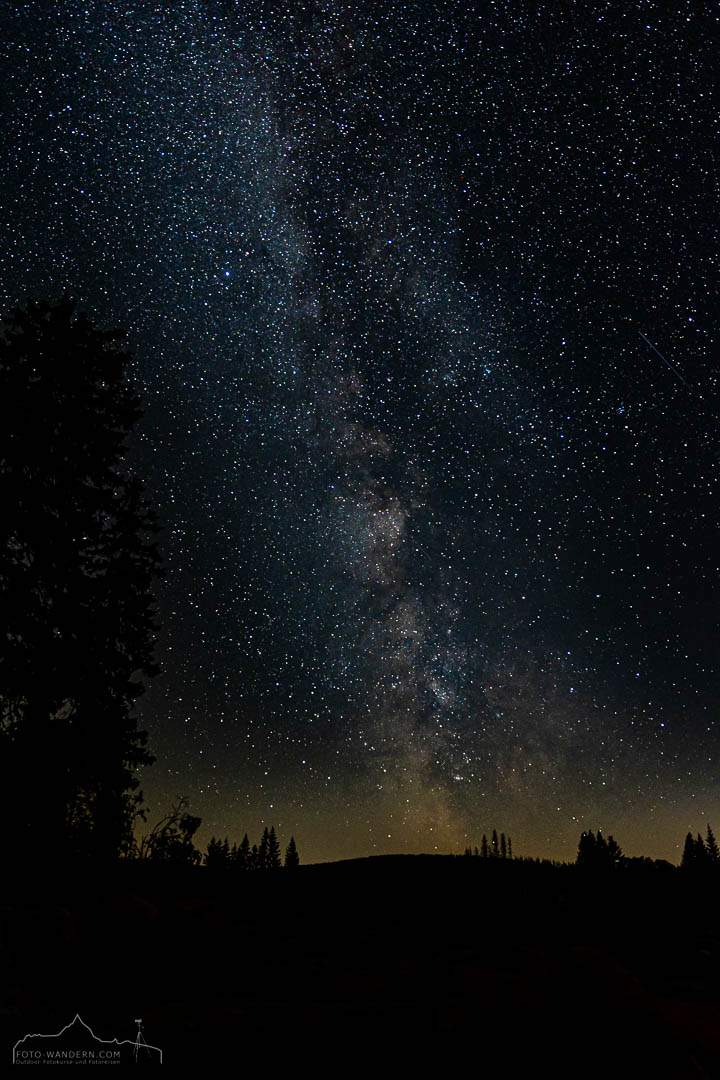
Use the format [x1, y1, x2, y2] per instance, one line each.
[284, 835, 300, 869]
[491, 829, 499, 858]
[500, 833, 507, 859]
[205, 836, 222, 868]
[679, 831, 710, 871]
[606, 835, 623, 868]
[697, 832, 708, 865]
[706, 824, 720, 864]
[577, 830, 596, 867]
[0, 298, 162, 863]
[481, 834, 489, 859]
[507, 836, 513, 860]
[237, 833, 251, 870]
[267, 825, 282, 869]
[258, 827, 270, 870]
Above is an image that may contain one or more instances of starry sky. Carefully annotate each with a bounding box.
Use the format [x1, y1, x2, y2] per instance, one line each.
[2, 1, 719, 863]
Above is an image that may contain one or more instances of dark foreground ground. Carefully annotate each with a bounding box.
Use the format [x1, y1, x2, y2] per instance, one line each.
[2, 856, 720, 1074]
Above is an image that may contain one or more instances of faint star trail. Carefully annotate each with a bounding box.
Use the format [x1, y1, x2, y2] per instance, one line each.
[639, 331, 689, 387]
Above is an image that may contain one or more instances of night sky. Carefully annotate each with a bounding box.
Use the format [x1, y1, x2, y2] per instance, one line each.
[2, 1, 718, 863]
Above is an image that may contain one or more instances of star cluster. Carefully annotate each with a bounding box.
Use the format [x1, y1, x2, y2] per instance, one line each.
[1, 1, 718, 861]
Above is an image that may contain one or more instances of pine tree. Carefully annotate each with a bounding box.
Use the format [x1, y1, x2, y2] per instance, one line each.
[606, 835, 623, 868]
[284, 835, 300, 869]
[706, 824, 720, 864]
[697, 832, 708, 865]
[205, 836, 222, 868]
[205, 835, 232, 868]
[237, 833, 251, 870]
[577, 829, 623, 870]
[267, 825, 282, 869]
[500, 833, 507, 859]
[577, 830, 596, 867]
[507, 836, 513, 860]
[480, 834, 489, 859]
[258, 827, 270, 870]
[678, 831, 709, 871]
[681, 832, 696, 869]
[491, 829, 499, 858]
[250, 843, 259, 870]
[0, 298, 162, 863]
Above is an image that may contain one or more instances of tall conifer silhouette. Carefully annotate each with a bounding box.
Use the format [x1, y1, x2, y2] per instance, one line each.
[284, 835, 300, 868]
[258, 827, 270, 870]
[237, 833, 251, 870]
[0, 298, 161, 863]
[267, 826, 281, 869]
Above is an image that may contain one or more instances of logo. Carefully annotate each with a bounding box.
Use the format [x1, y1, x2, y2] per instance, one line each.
[12, 1014, 163, 1065]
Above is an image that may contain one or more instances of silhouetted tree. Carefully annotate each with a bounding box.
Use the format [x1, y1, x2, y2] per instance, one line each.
[250, 843, 259, 870]
[681, 832, 696, 869]
[577, 829, 624, 870]
[139, 798, 202, 865]
[507, 836, 513, 860]
[0, 298, 162, 864]
[595, 830, 608, 862]
[491, 829, 499, 858]
[267, 825, 282, 869]
[258, 827, 270, 870]
[284, 835, 300, 869]
[205, 836, 232, 868]
[500, 833, 507, 859]
[697, 832, 709, 866]
[237, 833, 251, 870]
[706, 824, 720, 864]
[606, 835, 624, 867]
[481, 834, 489, 859]
[577, 830, 596, 867]
[205, 837, 223, 867]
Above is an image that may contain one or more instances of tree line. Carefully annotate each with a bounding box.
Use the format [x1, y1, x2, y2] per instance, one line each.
[132, 798, 300, 869]
[463, 829, 513, 859]
[681, 824, 720, 870]
[576, 826, 720, 872]
[206, 828, 300, 870]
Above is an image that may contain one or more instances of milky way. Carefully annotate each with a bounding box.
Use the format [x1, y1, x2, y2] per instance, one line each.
[2, 1, 719, 860]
